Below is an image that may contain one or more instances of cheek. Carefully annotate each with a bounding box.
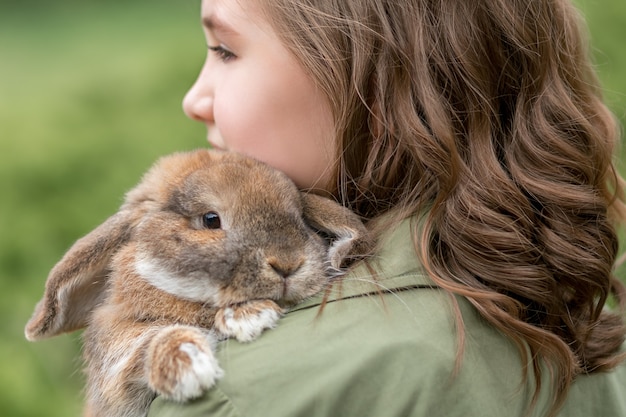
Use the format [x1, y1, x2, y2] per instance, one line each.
[214, 71, 336, 190]
[212, 80, 266, 151]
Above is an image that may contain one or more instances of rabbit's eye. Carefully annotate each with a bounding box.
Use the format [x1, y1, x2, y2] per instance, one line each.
[202, 212, 221, 229]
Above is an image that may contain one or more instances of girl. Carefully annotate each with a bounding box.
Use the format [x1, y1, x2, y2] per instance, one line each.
[150, 0, 626, 416]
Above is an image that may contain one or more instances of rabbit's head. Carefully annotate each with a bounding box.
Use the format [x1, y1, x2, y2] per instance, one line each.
[25, 150, 368, 341]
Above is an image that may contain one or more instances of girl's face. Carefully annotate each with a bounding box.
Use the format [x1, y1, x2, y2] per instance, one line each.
[183, 0, 336, 192]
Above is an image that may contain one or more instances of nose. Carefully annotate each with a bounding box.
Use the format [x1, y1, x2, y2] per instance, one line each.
[268, 257, 304, 279]
[182, 60, 214, 123]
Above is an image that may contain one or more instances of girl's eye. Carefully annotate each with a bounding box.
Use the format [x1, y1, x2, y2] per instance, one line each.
[208, 45, 236, 62]
[202, 212, 222, 229]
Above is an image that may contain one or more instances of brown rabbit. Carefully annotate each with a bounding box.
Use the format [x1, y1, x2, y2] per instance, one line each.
[25, 149, 369, 417]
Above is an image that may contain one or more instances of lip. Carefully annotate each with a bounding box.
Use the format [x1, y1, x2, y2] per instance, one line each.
[207, 128, 226, 151]
[206, 135, 225, 151]
[208, 142, 225, 151]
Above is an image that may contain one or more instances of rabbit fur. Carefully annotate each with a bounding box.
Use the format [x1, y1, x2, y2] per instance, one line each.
[25, 149, 369, 417]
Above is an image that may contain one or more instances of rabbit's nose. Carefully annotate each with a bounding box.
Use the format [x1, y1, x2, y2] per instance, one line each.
[268, 258, 304, 279]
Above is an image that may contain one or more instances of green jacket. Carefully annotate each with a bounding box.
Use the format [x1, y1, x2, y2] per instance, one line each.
[148, 219, 626, 417]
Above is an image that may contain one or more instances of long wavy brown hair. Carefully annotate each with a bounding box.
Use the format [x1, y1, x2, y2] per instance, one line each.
[258, 0, 626, 414]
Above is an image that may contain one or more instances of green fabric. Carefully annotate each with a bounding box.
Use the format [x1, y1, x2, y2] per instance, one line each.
[148, 219, 626, 417]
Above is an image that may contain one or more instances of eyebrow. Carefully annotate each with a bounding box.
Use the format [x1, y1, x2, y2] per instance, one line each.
[202, 15, 239, 37]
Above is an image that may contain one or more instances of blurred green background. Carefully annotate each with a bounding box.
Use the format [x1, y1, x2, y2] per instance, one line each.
[0, 1, 624, 416]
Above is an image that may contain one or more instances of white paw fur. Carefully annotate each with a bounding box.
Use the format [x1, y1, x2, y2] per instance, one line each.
[221, 307, 281, 343]
[167, 342, 224, 402]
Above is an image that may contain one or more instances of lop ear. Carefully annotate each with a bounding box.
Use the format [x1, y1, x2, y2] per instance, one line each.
[301, 193, 371, 269]
[25, 210, 135, 341]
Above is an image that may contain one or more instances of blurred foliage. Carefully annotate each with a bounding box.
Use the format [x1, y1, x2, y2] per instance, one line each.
[1, 1, 204, 416]
[0, 0, 624, 416]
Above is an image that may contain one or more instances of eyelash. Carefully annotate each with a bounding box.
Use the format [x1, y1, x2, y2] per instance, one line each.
[208, 45, 236, 62]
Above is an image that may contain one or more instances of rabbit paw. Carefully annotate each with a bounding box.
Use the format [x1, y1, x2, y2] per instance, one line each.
[215, 300, 284, 343]
[148, 326, 224, 402]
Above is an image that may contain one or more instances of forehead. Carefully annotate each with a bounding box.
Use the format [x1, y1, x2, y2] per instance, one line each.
[177, 159, 299, 202]
[201, 0, 266, 34]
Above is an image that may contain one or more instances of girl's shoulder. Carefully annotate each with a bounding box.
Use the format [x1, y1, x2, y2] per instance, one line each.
[148, 218, 626, 417]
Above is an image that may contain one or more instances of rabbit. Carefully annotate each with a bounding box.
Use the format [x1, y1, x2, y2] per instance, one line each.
[24, 149, 369, 417]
